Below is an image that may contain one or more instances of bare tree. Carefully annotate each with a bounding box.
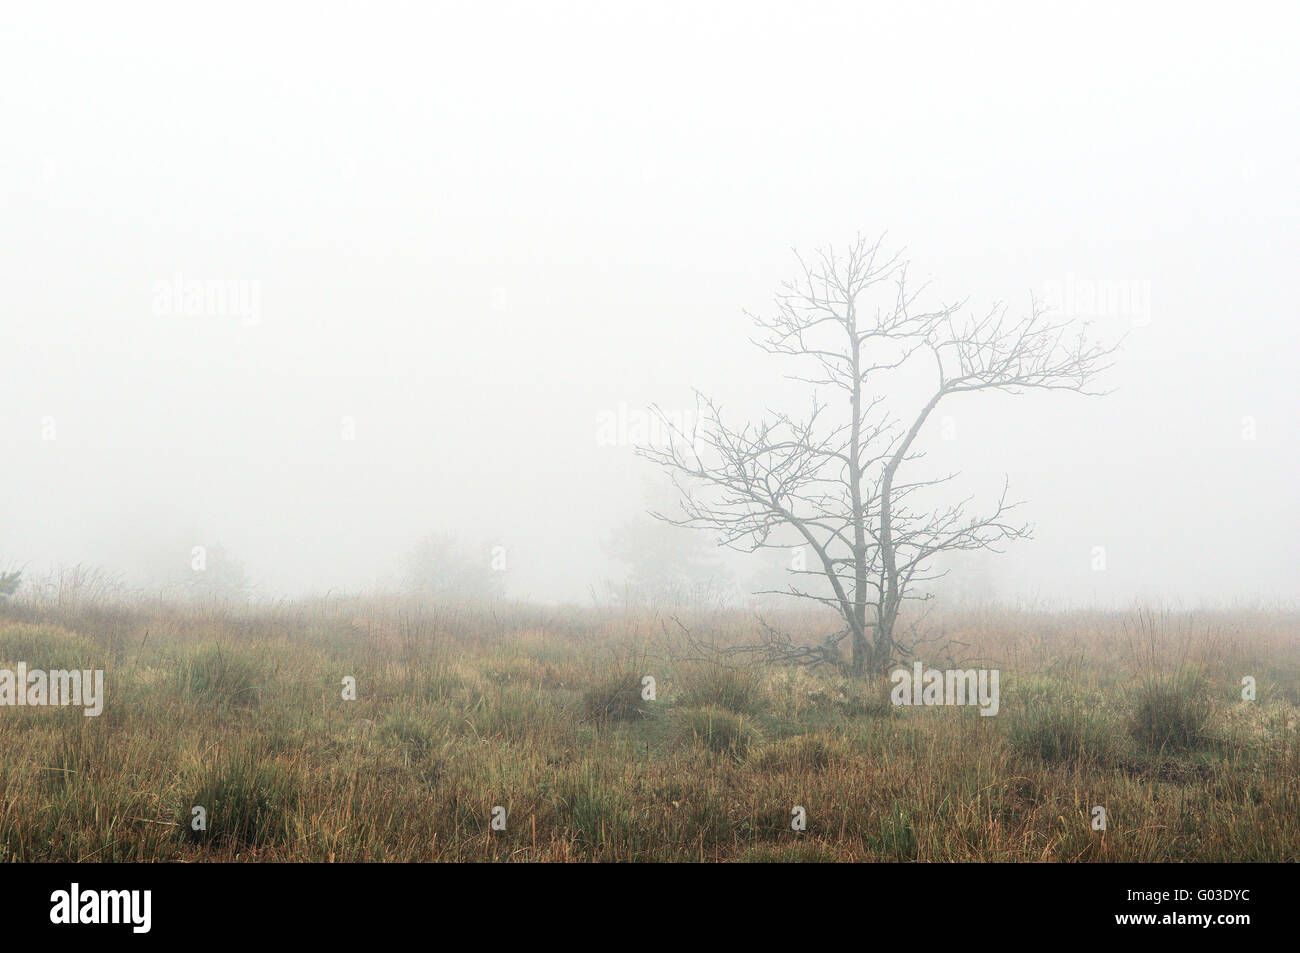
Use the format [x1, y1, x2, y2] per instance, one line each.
[0, 568, 21, 601]
[404, 532, 506, 602]
[640, 235, 1118, 674]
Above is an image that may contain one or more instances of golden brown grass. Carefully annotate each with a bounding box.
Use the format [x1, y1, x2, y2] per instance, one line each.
[0, 599, 1296, 861]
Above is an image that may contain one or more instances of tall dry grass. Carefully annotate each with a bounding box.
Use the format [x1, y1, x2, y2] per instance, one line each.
[0, 595, 1296, 861]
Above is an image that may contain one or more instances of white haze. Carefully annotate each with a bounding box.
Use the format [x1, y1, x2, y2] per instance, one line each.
[2, 2, 1296, 608]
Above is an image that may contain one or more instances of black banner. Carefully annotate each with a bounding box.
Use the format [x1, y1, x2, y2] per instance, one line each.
[0, 862, 1270, 942]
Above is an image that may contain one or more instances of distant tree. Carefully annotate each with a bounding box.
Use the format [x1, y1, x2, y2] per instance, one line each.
[403, 532, 506, 601]
[0, 568, 21, 601]
[641, 235, 1117, 674]
[185, 542, 250, 603]
[132, 533, 250, 603]
[601, 516, 731, 607]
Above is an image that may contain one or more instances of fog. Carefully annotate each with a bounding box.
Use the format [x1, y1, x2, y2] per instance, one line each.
[2, 2, 1296, 608]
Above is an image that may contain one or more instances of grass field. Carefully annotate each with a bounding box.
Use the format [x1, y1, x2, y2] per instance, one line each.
[1, 599, 1297, 862]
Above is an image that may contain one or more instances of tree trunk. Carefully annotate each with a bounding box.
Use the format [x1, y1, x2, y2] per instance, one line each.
[851, 627, 869, 675]
[872, 616, 894, 674]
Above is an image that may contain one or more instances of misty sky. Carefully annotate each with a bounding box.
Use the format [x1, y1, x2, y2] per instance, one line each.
[2, 2, 1296, 607]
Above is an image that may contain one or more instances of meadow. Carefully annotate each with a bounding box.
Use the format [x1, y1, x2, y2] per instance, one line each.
[1, 597, 1297, 862]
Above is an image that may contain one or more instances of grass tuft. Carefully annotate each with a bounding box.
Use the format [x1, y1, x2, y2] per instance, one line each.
[671, 705, 760, 758]
[582, 669, 645, 723]
[183, 754, 298, 850]
[178, 645, 262, 707]
[676, 663, 766, 715]
[1130, 673, 1214, 751]
[1008, 698, 1123, 766]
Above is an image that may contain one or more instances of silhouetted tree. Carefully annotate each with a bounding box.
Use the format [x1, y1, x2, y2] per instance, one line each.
[641, 235, 1117, 674]
[601, 516, 731, 607]
[403, 532, 506, 601]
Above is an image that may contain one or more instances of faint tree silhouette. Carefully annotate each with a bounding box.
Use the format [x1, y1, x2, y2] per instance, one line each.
[641, 235, 1117, 674]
